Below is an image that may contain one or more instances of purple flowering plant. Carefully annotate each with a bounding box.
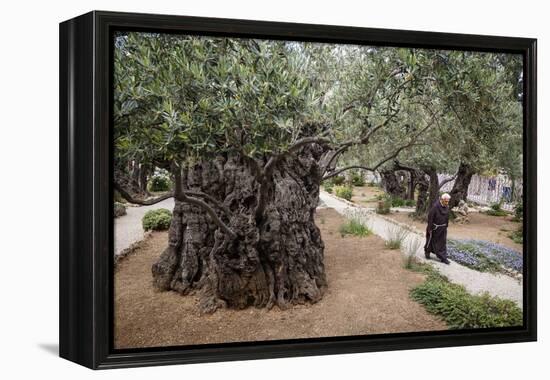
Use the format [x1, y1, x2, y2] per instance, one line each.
[447, 239, 523, 274]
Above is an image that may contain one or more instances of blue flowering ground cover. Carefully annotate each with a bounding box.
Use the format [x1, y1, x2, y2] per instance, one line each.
[447, 239, 523, 274]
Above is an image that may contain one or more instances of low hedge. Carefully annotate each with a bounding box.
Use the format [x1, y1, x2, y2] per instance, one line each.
[409, 264, 522, 329]
[142, 208, 172, 231]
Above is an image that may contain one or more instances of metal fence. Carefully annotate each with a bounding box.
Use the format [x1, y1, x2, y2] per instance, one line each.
[349, 170, 521, 212]
[439, 173, 522, 211]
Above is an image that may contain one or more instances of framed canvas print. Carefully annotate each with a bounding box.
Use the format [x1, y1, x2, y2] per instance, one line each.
[59, 11, 537, 369]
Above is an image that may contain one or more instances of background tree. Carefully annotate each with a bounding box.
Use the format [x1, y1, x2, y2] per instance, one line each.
[431, 51, 523, 209]
[337, 50, 523, 216]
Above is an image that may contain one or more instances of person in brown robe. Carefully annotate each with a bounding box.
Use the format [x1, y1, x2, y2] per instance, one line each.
[424, 193, 451, 264]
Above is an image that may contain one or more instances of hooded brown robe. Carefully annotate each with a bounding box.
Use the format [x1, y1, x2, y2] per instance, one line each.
[424, 200, 450, 260]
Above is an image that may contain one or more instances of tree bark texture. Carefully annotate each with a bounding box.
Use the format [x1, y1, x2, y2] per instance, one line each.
[380, 169, 407, 199]
[151, 144, 328, 313]
[427, 168, 440, 209]
[406, 171, 415, 200]
[411, 167, 440, 220]
[415, 175, 429, 217]
[139, 163, 151, 194]
[114, 162, 148, 200]
[448, 162, 475, 209]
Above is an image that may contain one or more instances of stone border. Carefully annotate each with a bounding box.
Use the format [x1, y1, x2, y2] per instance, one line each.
[114, 230, 153, 268]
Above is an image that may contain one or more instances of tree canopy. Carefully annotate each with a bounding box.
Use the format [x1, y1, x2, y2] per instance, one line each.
[114, 32, 523, 197]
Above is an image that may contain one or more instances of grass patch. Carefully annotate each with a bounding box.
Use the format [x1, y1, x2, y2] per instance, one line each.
[339, 210, 371, 237]
[389, 197, 415, 207]
[403, 239, 423, 270]
[409, 263, 523, 329]
[385, 240, 401, 249]
[334, 185, 353, 201]
[485, 202, 508, 217]
[486, 209, 508, 217]
[332, 175, 345, 185]
[322, 181, 334, 193]
[512, 203, 523, 222]
[339, 218, 371, 237]
[351, 173, 365, 187]
[376, 196, 392, 214]
[509, 226, 523, 244]
[404, 199, 416, 207]
[365, 196, 380, 202]
[385, 224, 410, 250]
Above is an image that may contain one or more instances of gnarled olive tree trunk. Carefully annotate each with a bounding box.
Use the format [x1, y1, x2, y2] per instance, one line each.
[448, 162, 474, 209]
[414, 175, 429, 216]
[114, 162, 148, 200]
[380, 169, 407, 199]
[152, 144, 328, 313]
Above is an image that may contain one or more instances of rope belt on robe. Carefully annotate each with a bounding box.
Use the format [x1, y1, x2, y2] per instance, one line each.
[426, 223, 448, 248]
[431, 223, 448, 231]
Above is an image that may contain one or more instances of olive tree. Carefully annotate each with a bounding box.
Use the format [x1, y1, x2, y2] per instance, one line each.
[114, 34, 439, 312]
[340, 50, 523, 216]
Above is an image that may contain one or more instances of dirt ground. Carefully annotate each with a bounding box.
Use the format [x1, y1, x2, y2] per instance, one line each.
[387, 210, 522, 252]
[114, 208, 446, 349]
[350, 185, 385, 208]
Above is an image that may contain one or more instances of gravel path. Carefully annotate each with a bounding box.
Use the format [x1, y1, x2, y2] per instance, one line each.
[319, 191, 523, 308]
[114, 197, 175, 255]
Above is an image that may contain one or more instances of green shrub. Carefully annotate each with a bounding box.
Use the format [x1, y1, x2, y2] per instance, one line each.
[509, 226, 523, 244]
[491, 202, 502, 211]
[351, 173, 366, 187]
[142, 208, 172, 231]
[114, 202, 127, 218]
[391, 197, 415, 207]
[339, 218, 371, 237]
[376, 196, 391, 214]
[148, 175, 171, 192]
[332, 175, 345, 185]
[334, 185, 353, 201]
[485, 202, 508, 217]
[409, 265, 523, 329]
[404, 199, 416, 207]
[391, 197, 405, 207]
[513, 203, 523, 221]
[486, 209, 508, 217]
[322, 181, 334, 194]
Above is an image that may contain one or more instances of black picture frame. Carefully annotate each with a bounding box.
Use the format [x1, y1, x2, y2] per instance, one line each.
[59, 10, 537, 370]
